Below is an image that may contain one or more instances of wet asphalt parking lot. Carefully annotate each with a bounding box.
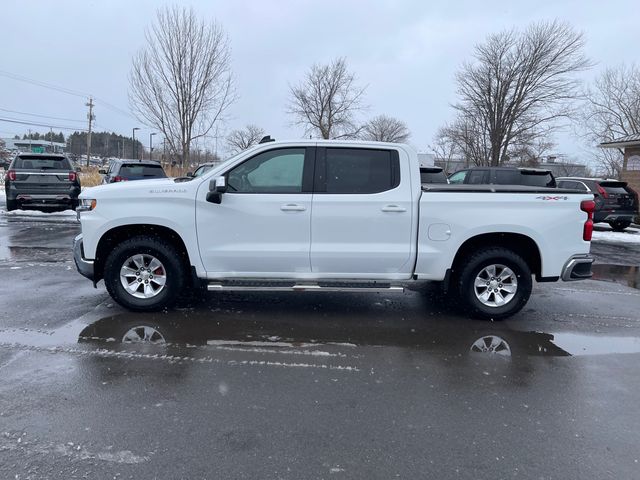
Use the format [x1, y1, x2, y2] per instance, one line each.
[1, 196, 640, 479]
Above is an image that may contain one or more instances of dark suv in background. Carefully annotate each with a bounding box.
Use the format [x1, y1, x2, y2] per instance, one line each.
[448, 167, 556, 187]
[557, 177, 639, 231]
[100, 159, 167, 183]
[4, 153, 81, 211]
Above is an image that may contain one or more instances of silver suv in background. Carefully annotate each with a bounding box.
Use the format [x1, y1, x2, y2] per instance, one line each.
[99, 159, 166, 184]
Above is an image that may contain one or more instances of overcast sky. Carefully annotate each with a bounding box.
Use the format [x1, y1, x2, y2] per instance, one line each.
[1, 0, 638, 159]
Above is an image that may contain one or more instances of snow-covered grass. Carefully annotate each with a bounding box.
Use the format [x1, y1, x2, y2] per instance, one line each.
[592, 229, 640, 244]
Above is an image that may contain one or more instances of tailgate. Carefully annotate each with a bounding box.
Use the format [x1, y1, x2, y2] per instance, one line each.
[13, 171, 74, 193]
[600, 181, 635, 210]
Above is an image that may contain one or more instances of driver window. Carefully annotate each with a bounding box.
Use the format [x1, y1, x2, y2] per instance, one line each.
[226, 148, 305, 193]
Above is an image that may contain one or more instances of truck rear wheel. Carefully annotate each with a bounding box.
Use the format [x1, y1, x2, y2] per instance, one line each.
[104, 235, 186, 311]
[456, 247, 532, 320]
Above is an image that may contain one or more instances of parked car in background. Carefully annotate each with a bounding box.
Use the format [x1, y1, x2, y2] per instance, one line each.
[448, 167, 556, 188]
[99, 159, 166, 184]
[556, 177, 639, 231]
[420, 166, 448, 184]
[187, 162, 216, 178]
[4, 153, 80, 211]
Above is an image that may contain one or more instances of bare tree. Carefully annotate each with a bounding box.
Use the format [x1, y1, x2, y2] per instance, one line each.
[451, 20, 590, 166]
[436, 114, 492, 167]
[129, 6, 235, 165]
[288, 58, 366, 139]
[225, 124, 265, 154]
[580, 63, 640, 177]
[430, 127, 460, 174]
[360, 115, 410, 143]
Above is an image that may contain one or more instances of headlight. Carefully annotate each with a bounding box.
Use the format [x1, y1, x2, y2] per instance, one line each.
[77, 198, 97, 212]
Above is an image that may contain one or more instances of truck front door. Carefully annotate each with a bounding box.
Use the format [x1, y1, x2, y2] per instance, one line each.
[195, 147, 314, 277]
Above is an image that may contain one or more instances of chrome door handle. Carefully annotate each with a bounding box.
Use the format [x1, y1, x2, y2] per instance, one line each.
[381, 205, 407, 212]
[280, 204, 306, 212]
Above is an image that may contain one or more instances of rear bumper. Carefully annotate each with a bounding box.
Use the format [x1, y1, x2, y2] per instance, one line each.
[73, 234, 95, 281]
[7, 184, 80, 206]
[594, 210, 636, 223]
[561, 255, 594, 281]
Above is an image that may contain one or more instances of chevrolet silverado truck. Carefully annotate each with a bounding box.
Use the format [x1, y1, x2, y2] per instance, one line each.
[74, 140, 595, 320]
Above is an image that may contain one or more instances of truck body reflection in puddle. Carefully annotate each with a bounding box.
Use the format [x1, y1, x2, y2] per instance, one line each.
[78, 310, 572, 359]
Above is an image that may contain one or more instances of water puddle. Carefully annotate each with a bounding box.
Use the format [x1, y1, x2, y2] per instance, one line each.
[592, 264, 640, 290]
[2, 312, 640, 360]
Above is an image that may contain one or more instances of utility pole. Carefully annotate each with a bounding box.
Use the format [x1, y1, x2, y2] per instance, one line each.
[49, 127, 53, 152]
[132, 127, 140, 159]
[149, 132, 156, 161]
[85, 97, 94, 167]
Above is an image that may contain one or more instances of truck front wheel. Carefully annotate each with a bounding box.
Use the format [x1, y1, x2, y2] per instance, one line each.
[103, 235, 186, 311]
[456, 248, 532, 320]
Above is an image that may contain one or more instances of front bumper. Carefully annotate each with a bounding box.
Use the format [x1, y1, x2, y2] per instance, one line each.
[561, 255, 594, 281]
[73, 234, 95, 282]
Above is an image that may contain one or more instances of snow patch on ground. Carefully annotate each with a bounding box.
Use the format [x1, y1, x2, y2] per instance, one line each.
[3, 208, 76, 217]
[592, 230, 640, 244]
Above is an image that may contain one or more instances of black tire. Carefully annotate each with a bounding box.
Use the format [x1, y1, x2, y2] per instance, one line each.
[609, 220, 631, 232]
[6, 199, 17, 211]
[103, 235, 186, 312]
[456, 247, 532, 321]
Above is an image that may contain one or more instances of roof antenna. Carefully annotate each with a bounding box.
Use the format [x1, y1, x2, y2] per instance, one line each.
[259, 135, 275, 144]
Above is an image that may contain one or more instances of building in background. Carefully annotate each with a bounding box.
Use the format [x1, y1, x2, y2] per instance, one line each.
[1, 138, 66, 154]
[601, 134, 640, 193]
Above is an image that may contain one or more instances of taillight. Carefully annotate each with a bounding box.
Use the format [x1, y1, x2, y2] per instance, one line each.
[113, 176, 128, 182]
[68, 172, 77, 182]
[596, 184, 609, 199]
[6, 170, 16, 181]
[581, 199, 595, 241]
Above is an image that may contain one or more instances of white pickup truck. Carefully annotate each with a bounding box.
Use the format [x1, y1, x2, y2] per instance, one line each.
[74, 140, 595, 320]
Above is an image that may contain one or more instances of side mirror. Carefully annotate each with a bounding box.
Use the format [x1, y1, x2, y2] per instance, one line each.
[206, 176, 227, 204]
[186, 171, 194, 177]
[98, 168, 106, 175]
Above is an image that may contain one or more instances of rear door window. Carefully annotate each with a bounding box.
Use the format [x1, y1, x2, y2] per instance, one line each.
[494, 170, 519, 184]
[321, 148, 399, 194]
[13, 156, 71, 170]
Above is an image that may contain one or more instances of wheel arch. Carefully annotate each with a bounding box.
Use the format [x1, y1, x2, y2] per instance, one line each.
[93, 224, 192, 284]
[451, 232, 542, 281]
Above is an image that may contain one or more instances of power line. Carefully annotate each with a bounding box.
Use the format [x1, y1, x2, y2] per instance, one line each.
[0, 70, 90, 98]
[0, 107, 85, 124]
[0, 117, 88, 132]
[0, 69, 136, 120]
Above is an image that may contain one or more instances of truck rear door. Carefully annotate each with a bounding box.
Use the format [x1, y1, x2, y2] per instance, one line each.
[309, 147, 414, 278]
